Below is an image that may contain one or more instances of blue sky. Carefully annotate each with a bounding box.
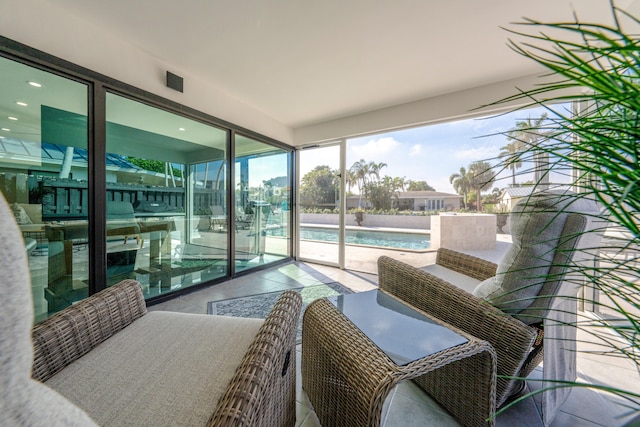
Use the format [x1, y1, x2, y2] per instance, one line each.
[300, 105, 559, 195]
[347, 116, 513, 194]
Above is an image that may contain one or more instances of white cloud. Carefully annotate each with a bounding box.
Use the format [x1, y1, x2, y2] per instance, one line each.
[454, 145, 501, 163]
[410, 144, 421, 155]
[351, 137, 400, 159]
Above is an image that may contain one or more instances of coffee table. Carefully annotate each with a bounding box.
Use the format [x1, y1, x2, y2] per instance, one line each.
[302, 290, 497, 427]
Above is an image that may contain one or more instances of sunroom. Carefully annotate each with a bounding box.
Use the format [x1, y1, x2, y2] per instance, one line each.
[1, 1, 638, 426]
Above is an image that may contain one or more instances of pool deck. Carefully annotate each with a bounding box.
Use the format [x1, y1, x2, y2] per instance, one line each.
[297, 224, 512, 274]
[301, 223, 430, 235]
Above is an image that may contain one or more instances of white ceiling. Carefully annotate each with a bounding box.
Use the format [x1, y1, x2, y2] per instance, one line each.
[45, 0, 637, 129]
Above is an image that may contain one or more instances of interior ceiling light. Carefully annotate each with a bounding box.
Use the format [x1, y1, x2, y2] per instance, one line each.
[8, 117, 18, 121]
[1, 128, 10, 132]
[178, 128, 186, 131]
[16, 101, 28, 107]
[27, 81, 42, 88]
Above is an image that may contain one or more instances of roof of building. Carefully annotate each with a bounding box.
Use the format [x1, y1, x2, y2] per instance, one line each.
[501, 187, 535, 198]
[501, 185, 573, 198]
[397, 191, 462, 199]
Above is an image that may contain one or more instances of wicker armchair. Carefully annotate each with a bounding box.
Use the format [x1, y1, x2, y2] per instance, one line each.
[379, 254, 536, 410]
[30, 282, 302, 427]
[379, 192, 604, 425]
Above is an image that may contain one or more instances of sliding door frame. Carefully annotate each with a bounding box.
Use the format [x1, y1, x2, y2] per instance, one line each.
[1, 35, 295, 305]
[295, 139, 346, 269]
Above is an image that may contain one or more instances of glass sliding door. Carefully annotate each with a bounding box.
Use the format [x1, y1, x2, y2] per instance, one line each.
[234, 134, 291, 272]
[297, 143, 343, 266]
[105, 93, 228, 299]
[0, 56, 89, 321]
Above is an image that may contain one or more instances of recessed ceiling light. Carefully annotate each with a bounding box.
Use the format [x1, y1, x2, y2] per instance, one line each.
[178, 127, 186, 131]
[28, 81, 42, 88]
[8, 117, 17, 121]
[0, 136, 4, 139]
[1, 128, 10, 132]
[16, 101, 28, 107]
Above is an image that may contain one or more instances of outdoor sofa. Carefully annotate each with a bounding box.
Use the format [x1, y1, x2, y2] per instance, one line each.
[0, 194, 302, 427]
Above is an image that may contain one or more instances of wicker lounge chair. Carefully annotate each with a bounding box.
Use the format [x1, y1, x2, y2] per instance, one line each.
[379, 191, 604, 425]
[0, 193, 302, 427]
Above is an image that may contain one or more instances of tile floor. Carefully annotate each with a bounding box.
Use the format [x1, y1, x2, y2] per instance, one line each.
[149, 261, 639, 427]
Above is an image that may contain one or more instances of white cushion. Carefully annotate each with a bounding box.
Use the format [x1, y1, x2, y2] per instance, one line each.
[420, 264, 481, 294]
[472, 191, 595, 324]
[46, 311, 263, 427]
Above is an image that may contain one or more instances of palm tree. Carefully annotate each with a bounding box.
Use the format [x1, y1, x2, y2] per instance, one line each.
[505, 114, 551, 188]
[345, 169, 357, 194]
[349, 159, 369, 207]
[468, 161, 496, 212]
[368, 161, 387, 183]
[392, 176, 406, 192]
[449, 166, 471, 209]
[498, 139, 524, 186]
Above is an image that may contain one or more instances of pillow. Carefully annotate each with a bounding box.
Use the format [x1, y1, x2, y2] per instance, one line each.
[472, 191, 572, 323]
[11, 203, 32, 225]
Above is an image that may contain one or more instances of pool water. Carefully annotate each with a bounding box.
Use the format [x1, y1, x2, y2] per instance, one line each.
[269, 226, 430, 251]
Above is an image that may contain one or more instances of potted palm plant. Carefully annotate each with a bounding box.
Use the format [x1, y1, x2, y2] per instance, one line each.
[353, 207, 365, 226]
[488, 1, 639, 422]
[492, 204, 510, 233]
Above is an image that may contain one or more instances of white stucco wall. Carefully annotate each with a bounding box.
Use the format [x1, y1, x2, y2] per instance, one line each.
[301, 213, 430, 229]
[0, 0, 293, 145]
[431, 213, 497, 251]
[293, 74, 548, 145]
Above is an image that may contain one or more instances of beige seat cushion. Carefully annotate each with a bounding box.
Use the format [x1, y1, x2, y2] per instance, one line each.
[420, 263, 481, 294]
[46, 311, 263, 427]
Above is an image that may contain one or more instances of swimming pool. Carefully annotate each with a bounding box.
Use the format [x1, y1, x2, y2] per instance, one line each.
[269, 226, 430, 251]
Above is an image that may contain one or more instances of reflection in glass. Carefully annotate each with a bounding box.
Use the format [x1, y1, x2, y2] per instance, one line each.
[234, 135, 291, 272]
[0, 56, 89, 321]
[105, 93, 229, 299]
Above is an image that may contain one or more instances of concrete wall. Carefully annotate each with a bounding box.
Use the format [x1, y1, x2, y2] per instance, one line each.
[431, 213, 496, 251]
[300, 213, 430, 229]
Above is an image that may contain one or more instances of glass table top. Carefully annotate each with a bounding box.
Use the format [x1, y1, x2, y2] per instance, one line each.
[328, 290, 468, 365]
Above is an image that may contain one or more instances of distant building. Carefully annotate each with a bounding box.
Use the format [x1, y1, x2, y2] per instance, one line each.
[346, 190, 462, 211]
[499, 186, 535, 210]
[499, 185, 572, 210]
[395, 191, 463, 211]
[345, 195, 370, 210]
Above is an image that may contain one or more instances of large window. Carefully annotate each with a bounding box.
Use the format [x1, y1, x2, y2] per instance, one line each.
[234, 135, 291, 272]
[341, 106, 565, 273]
[105, 93, 229, 298]
[0, 56, 89, 321]
[1, 46, 294, 320]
